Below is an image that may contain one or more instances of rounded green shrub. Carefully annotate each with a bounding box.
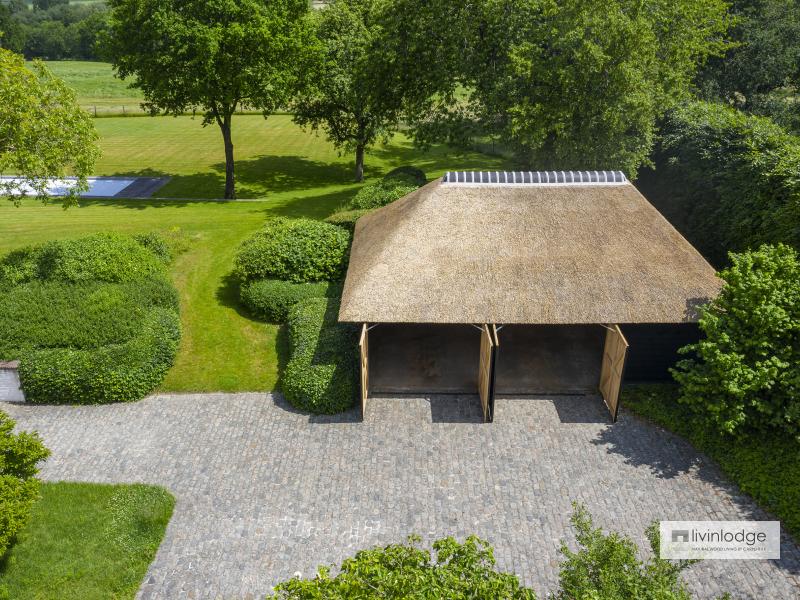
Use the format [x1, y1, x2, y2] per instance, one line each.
[385, 165, 427, 186]
[323, 209, 372, 233]
[133, 232, 173, 264]
[18, 308, 181, 405]
[0, 233, 166, 287]
[0, 410, 50, 558]
[240, 279, 341, 323]
[282, 297, 357, 414]
[233, 218, 351, 284]
[345, 178, 418, 211]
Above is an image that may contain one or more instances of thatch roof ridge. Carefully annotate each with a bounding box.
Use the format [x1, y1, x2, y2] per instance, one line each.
[339, 178, 721, 325]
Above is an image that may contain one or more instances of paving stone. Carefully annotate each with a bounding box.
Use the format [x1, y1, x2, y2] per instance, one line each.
[3, 393, 799, 599]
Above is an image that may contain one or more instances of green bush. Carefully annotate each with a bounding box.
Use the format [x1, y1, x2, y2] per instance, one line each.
[0, 278, 179, 360]
[672, 244, 800, 440]
[384, 165, 427, 186]
[0, 233, 166, 287]
[240, 279, 341, 323]
[282, 297, 357, 414]
[555, 503, 699, 600]
[323, 209, 372, 233]
[133, 232, 173, 264]
[643, 101, 800, 265]
[0, 411, 50, 558]
[233, 218, 351, 284]
[624, 383, 800, 540]
[271, 504, 715, 599]
[345, 177, 419, 211]
[18, 308, 181, 405]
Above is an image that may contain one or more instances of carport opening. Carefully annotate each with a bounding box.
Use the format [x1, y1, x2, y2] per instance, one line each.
[494, 325, 605, 395]
[369, 324, 481, 394]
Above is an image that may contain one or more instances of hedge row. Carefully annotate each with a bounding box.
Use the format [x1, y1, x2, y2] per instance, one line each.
[0, 233, 167, 287]
[641, 101, 800, 265]
[282, 297, 358, 414]
[323, 209, 372, 233]
[240, 279, 342, 324]
[344, 177, 419, 211]
[18, 308, 181, 405]
[233, 217, 351, 284]
[0, 278, 179, 359]
[0, 232, 182, 405]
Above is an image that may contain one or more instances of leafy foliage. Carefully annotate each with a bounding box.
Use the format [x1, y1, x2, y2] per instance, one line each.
[0, 233, 167, 287]
[0, 48, 99, 206]
[104, 0, 316, 198]
[0, 410, 50, 558]
[624, 383, 800, 540]
[292, 0, 400, 181]
[282, 297, 357, 414]
[556, 504, 697, 600]
[0, 233, 181, 405]
[345, 178, 418, 211]
[697, 0, 800, 130]
[233, 218, 351, 284]
[323, 208, 372, 233]
[240, 278, 340, 324]
[673, 244, 800, 440]
[642, 101, 800, 265]
[384, 166, 427, 187]
[380, 0, 730, 176]
[272, 534, 535, 599]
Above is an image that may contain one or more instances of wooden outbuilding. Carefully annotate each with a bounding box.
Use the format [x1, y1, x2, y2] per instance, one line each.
[339, 171, 721, 422]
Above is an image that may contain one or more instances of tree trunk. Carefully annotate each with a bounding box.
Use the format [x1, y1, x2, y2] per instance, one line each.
[354, 144, 365, 183]
[220, 116, 235, 200]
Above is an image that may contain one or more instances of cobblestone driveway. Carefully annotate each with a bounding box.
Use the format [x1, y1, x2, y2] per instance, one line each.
[4, 394, 799, 599]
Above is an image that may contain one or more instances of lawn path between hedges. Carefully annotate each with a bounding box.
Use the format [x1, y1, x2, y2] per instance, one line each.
[5, 394, 800, 599]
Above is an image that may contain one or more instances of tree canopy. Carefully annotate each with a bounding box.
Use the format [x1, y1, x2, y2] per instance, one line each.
[292, 0, 400, 182]
[104, 0, 316, 199]
[380, 0, 731, 176]
[0, 48, 99, 207]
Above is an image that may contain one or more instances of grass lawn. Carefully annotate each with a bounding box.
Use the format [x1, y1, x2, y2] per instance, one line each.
[0, 482, 174, 600]
[623, 384, 800, 541]
[1, 115, 507, 391]
[39, 61, 145, 115]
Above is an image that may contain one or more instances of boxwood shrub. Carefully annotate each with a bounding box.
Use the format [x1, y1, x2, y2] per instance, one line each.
[385, 165, 427, 186]
[345, 178, 418, 211]
[0, 233, 166, 287]
[240, 279, 342, 323]
[18, 308, 181, 405]
[233, 218, 351, 284]
[0, 233, 181, 405]
[282, 297, 357, 414]
[323, 209, 373, 233]
[0, 410, 50, 558]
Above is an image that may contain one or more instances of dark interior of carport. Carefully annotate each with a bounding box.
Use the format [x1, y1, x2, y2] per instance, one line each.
[364, 322, 695, 422]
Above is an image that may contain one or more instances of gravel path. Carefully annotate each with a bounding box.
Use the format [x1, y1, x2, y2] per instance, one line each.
[4, 393, 799, 599]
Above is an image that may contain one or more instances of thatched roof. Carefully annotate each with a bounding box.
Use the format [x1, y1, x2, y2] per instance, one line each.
[339, 174, 721, 325]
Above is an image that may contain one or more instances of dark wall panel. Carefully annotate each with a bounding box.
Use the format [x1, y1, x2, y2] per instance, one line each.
[621, 324, 700, 382]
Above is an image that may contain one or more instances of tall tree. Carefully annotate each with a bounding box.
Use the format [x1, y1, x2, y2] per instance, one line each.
[104, 0, 315, 199]
[0, 48, 99, 206]
[381, 0, 731, 176]
[292, 0, 400, 182]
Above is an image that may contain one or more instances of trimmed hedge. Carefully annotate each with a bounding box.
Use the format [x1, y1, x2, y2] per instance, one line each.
[0, 278, 179, 360]
[0, 410, 50, 558]
[282, 297, 358, 414]
[0, 233, 181, 405]
[323, 209, 373, 233]
[18, 308, 181, 405]
[385, 165, 427, 186]
[240, 279, 341, 324]
[641, 101, 800, 265]
[345, 177, 418, 211]
[0, 233, 166, 287]
[233, 218, 351, 284]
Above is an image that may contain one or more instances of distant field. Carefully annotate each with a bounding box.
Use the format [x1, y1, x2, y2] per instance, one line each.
[38, 61, 144, 115]
[1, 115, 508, 392]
